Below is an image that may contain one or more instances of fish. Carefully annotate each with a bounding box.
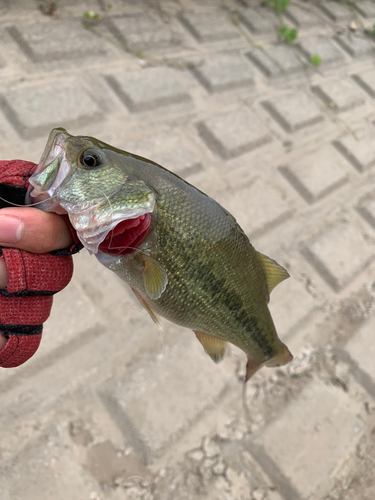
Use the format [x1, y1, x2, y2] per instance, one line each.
[27, 127, 293, 381]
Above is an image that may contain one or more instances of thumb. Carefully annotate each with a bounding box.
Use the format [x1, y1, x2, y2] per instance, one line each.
[0, 207, 73, 254]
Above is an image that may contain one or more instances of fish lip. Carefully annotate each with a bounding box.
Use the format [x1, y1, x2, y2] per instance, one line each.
[26, 128, 73, 207]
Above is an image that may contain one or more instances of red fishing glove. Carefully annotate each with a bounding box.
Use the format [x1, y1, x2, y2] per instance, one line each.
[0, 160, 82, 368]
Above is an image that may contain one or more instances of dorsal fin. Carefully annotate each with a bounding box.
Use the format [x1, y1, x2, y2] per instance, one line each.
[256, 251, 289, 294]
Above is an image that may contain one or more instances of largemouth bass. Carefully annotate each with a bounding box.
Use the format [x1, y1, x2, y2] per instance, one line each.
[27, 128, 292, 381]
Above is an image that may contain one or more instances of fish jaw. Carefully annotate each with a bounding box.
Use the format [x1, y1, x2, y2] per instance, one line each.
[26, 127, 73, 212]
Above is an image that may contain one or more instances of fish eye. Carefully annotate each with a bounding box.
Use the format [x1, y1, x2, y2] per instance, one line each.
[79, 150, 102, 169]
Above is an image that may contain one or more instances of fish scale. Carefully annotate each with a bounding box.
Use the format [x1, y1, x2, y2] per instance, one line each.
[27, 128, 293, 381]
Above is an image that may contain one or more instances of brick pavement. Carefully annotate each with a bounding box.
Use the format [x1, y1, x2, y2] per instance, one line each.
[1, 1, 375, 499]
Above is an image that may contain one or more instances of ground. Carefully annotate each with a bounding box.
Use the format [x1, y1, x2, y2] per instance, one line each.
[1, 0, 375, 499]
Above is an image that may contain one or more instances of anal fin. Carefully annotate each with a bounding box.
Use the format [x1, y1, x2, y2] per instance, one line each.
[194, 331, 226, 364]
[131, 288, 162, 329]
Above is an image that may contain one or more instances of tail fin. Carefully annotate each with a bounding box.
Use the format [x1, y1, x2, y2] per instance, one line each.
[245, 344, 293, 383]
[265, 343, 293, 368]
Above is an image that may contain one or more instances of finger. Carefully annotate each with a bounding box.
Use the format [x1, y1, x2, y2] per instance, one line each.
[0, 335, 5, 350]
[0, 207, 73, 253]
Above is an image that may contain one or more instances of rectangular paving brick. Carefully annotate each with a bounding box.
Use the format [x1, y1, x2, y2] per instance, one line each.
[302, 221, 375, 292]
[106, 15, 181, 51]
[218, 178, 290, 238]
[246, 45, 303, 78]
[197, 107, 272, 159]
[357, 191, 375, 229]
[178, 12, 240, 43]
[345, 317, 375, 382]
[0, 422, 102, 500]
[38, 280, 100, 357]
[284, 5, 322, 28]
[352, 69, 375, 98]
[335, 33, 375, 59]
[236, 7, 277, 34]
[189, 53, 255, 93]
[234, 451, 285, 500]
[8, 20, 107, 63]
[249, 379, 365, 499]
[105, 67, 191, 112]
[333, 130, 375, 172]
[280, 145, 348, 204]
[312, 79, 365, 112]
[269, 277, 317, 338]
[297, 37, 347, 67]
[72, 251, 136, 322]
[99, 335, 231, 459]
[353, 1, 375, 18]
[37, 0, 100, 10]
[206, 466, 263, 500]
[0, 80, 102, 139]
[317, 1, 355, 21]
[0, 109, 22, 144]
[125, 130, 202, 178]
[262, 90, 324, 133]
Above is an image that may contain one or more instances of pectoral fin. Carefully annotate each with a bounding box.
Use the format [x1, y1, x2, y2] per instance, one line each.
[131, 288, 162, 328]
[194, 331, 227, 364]
[256, 251, 289, 294]
[142, 255, 168, 300]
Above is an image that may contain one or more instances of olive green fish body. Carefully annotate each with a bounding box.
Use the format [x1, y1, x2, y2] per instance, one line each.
[28, 128, 293, 380]
[97, 162, 284, 366]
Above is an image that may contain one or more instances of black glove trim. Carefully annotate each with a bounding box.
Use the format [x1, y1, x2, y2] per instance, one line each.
[0, 324, 43, 337]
